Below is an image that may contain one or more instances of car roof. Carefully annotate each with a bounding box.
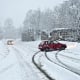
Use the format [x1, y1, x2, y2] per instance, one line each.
[42, 40, 59, 43]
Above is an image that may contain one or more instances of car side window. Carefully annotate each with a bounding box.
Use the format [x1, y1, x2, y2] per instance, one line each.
[48, 41, 50, 44]
[48, 40, 53, 44]
[45, 41, 48, 44]
[50, 41, 53, 44]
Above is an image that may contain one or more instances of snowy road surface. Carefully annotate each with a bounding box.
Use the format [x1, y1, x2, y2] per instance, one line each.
[0, 40, 80, 80]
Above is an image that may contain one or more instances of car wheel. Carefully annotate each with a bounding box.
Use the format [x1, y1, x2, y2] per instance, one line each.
[60, 47, 65, 50]
[40, 49, 44, 51]
[45, 48, 49, 52]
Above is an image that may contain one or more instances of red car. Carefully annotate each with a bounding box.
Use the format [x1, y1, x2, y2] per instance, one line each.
[38, 40, 67, 51]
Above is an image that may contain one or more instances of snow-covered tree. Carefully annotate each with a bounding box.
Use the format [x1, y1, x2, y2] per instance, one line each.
[0, 22, 3, 39]
[40, 9, 56, 31]
[55, 0, 80, 29]
[3, 18, 17, 39]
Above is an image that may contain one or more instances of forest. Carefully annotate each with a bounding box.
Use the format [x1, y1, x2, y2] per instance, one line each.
[0, 0, 80, 40]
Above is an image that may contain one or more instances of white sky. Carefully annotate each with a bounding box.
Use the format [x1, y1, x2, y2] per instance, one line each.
[0, 0, 67, 27]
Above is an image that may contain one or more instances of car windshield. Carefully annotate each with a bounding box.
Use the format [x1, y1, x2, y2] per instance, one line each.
[54, 41, 58, 44]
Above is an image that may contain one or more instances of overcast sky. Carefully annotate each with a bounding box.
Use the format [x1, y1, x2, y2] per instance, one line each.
[0, 0, 67, 27]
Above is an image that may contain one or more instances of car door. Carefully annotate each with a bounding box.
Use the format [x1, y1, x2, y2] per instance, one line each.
[52, 41, 57, 49]
[52, 41, 60, 50]
[48, 41, 54, 49]
[54, 41, 61, 49]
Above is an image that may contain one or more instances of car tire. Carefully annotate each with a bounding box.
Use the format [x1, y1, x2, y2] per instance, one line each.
[60, 47, 65, 50]
[45, 48, 49, 52]
[40, 49, 44, 51]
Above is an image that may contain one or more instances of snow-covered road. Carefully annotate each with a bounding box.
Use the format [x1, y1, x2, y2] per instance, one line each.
[0, 40, 80, 80]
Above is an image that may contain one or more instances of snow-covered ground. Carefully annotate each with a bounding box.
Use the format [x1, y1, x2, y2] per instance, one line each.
[0, 40, 80, 80]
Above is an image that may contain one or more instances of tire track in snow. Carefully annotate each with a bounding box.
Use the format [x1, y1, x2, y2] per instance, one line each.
[12, 47, 41, 80]
[45, 51, 80, 76]
[0, 43, 10, 61]
[58, 54, 80, 63]
[0, 63, 16, 74]
[56, 52, 80, 76]
[32, 51, 55, 80]
[13, 45, 50, 80]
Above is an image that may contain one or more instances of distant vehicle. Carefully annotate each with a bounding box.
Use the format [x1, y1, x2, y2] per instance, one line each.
[7, 40, 14, 45]
[38, 40, 67, 51]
